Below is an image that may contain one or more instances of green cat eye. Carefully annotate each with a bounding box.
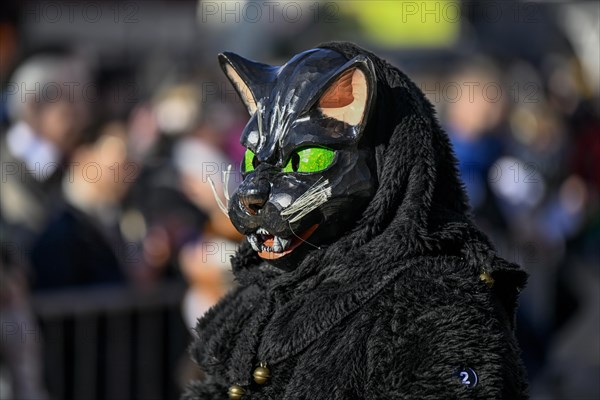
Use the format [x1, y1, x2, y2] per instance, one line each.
[283, 147, 335, 173]
[243, 148, 256, 172]
[243, 147, 335, 174]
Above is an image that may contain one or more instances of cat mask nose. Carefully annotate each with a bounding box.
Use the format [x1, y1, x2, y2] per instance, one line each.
[237, 177, 270, 215]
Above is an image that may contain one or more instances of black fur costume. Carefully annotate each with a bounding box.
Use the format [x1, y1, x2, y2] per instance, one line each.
[183, 42, 528, 399]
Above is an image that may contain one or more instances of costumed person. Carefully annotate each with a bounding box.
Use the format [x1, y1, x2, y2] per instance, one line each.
[183, 42, 528, 399]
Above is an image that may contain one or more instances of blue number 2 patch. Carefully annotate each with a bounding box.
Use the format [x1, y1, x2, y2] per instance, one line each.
[456, 367, 478, 389]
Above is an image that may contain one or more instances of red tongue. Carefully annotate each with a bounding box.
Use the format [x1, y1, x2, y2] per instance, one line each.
[263, 236, 274, 247]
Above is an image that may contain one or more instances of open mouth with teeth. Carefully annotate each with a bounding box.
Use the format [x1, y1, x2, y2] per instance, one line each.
[247, 225, 319, 260]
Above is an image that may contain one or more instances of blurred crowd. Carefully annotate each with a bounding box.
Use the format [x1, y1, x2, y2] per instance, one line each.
[0, 1, 598, 399]
[0, 40, 247, 400]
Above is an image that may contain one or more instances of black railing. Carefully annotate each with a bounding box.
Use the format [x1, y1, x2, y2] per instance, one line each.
[32, 280, 191, 400]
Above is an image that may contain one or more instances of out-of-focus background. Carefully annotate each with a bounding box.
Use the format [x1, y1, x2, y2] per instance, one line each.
[0, 1, 598, 399]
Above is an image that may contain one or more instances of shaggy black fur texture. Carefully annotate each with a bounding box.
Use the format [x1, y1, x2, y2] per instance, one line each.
[183, 42, 528, 399]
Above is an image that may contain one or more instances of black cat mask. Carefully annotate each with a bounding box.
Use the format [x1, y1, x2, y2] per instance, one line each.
[220, 48, 378, 263]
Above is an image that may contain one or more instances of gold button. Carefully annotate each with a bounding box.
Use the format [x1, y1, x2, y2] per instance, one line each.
[228, 384, 245, 400]
[253, 362, 271, 385]
[479, 272, 495, 288]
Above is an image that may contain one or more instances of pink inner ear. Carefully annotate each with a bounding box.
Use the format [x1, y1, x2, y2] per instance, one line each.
[225, 64, 257, 114]
[318, 69, 355, 108]
[317, 67, 368, 127]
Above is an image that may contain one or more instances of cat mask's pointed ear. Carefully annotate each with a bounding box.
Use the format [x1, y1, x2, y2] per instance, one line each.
[218, 52, 277, 115]
[317, 55, 377, 130]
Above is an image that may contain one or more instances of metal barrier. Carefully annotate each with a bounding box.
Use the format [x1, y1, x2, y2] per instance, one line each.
[32, 280, 190, 400]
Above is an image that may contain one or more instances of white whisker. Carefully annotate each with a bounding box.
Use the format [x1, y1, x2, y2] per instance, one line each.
[288, 221, 321, 250]
[281, 178, 331, 223]
[208, 176, 229, 216]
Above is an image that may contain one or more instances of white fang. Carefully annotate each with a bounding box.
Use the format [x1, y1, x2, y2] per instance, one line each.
[280, 178, 332, 223]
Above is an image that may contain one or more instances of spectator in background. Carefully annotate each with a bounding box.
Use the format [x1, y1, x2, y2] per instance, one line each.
[1, 52, 91, 249]
[443, 59, 507, 231]
[30, 121, 131, 290]
[123, 83, 209, 281]
[176, 126, 239, 327]
[175, 95, 244, 328]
